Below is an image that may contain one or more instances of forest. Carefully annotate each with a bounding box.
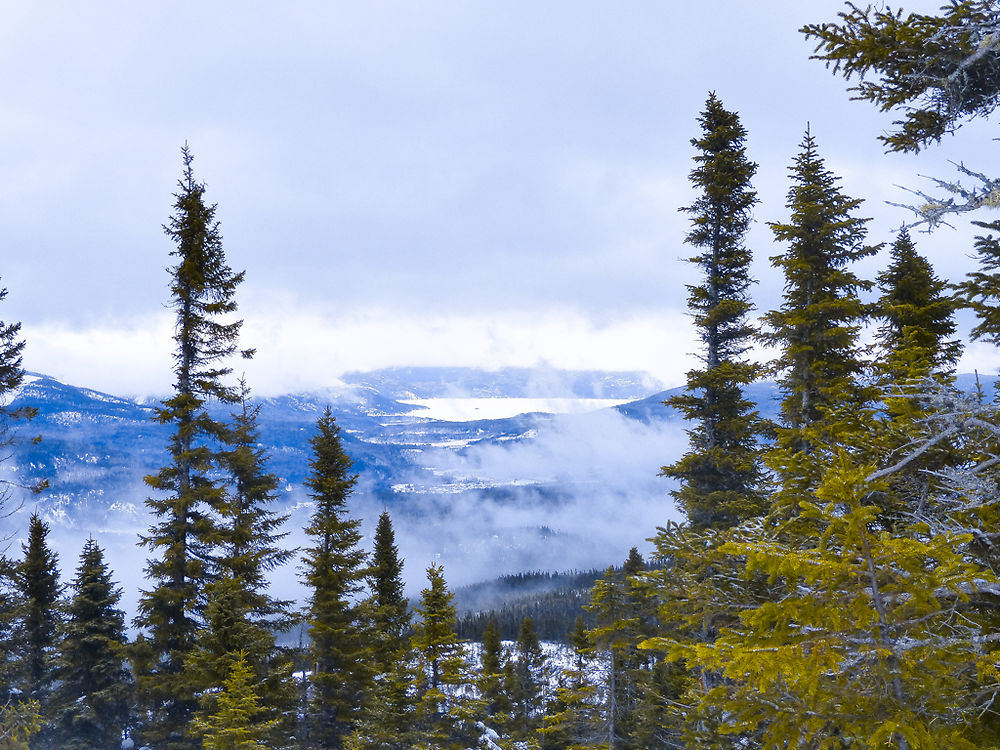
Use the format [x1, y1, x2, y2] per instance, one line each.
[4, 2, 1000, 748]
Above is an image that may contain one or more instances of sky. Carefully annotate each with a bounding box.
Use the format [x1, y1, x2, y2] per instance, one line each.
[4, 0, 1000, 397]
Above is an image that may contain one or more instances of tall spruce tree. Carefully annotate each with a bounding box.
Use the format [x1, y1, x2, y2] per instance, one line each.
[52, 539, 132, 750]
[763, 128, 878, 508]
[509, 617, 547, 741]
[300, 408, 369, 750]
[12, 513, 61, 740]
[663, 93, 767, 530]
[135, 145, 250, 750]
[877, 227, 961, 381]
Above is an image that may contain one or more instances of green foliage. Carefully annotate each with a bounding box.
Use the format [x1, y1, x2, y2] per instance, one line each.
[538, 617, 602, 750]
[300, 408, 370, 749]
[192, 651, 279, 750]
[763, 128, 878, 510]
[0, 701, 39, 750]
[135, 146, 250, 750]
[51, 539, 133, 750]
[802, 1, 1000, 152]
[646, 452, 1000, 749]
[508, 617, 547, 740]
[12, 513, 61, 729]
[959, 220, 1000, 348]
[411, 564, 480, 749]
[877, 228, 961, 380]
[367, 510, 410, 672]
[0, 280, 42, 498]
[663, 93, 767, 530]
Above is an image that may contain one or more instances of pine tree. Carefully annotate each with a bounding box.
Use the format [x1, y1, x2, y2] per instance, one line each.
[411, 564, 479, 749]
[51, 539, 133, 750]
[192, 651, 279, 750]
[663, 93, 767, 530]
[11, 513, 61, 743]
[762, 128, 878, 510]
[135, 145, 250, 750]
[300, 408, 369, 750]
[877, 227, 961, 381]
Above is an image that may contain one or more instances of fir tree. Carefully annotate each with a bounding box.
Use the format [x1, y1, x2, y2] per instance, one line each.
[509, 617, 546, 741]
[411, 564, 479, 749]
[663, 93, 767, 530]
[192, 651, 278, 750]
[762, 128, 878, 509]
[135, 145, 250, 750]
[367, 510, 409, 672]
[51, 539, 133, 750]
[300, 408, 369, 750]
[877, 227, 961, 380]
[538, 616, 602, 750]
[960, 220, 1000, 349]
[477, 618, 511, 730]
[12, 513, 61, 741]
[189, 385, 295, 741]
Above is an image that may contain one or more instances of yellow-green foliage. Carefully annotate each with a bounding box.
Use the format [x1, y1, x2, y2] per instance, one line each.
[0, 701, 39, 750]
[646, 453, 1000, 749]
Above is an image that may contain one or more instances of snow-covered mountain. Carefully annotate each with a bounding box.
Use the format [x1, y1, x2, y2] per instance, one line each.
[1, 367, 703, 601]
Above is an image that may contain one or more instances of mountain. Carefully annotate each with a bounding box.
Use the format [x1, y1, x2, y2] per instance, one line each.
[0, 368, 685, 601]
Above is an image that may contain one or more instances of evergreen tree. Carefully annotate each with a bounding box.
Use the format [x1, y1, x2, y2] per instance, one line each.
[762, 128, 878, 510]
[509, 617, 546, 741]
[802, 1, 1000, 154]
[663, 93, 767, 530]
[135, 145, 250, 750]
[960, 220, 1000, 349]
[190, 386, 295, 741]
[51, 539, 133, 750]
[12, 513, 60, 744]
[477, 618, 511, 730]
[0, 278, 43, 504]
[300, 408, 369, 750]
[367, 510, 409, 672]
[538, 617, 602, 750]
[192, 651, 279, 750]
[877, 227, 961, 380]
[411, 564, 479, 749]
[0, 700, 39, 750]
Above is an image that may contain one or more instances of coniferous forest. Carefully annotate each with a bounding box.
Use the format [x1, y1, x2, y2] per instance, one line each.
[5, 3, 1000, 748]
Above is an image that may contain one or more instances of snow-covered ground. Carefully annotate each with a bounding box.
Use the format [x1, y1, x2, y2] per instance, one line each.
[399, 397, 631, 422]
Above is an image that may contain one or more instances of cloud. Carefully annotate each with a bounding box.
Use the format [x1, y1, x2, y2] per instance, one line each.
[22, 306, 700, 397]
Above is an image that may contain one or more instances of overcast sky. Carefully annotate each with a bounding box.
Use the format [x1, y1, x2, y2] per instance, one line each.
[4, 0, 998, 396]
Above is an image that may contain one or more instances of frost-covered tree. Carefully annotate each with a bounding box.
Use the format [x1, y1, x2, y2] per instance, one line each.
[803, 1, 1000, 226]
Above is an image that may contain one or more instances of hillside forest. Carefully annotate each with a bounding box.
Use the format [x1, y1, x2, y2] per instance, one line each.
[5, 3, 1000, 749]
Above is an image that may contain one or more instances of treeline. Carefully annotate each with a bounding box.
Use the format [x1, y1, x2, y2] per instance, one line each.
[4, 3, 1000, 749]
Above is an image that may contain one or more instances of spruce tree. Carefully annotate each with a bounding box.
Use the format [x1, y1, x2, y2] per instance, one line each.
[367, 510, 409, 672]
[960, 220, 1000, 348]
[477, 618, 511, 730]
[300, 408, 369, 750]
[191, 652, 278, 750]
[762, 128, 878, 509]
[12, 513, 61, 740]
[509, 617, 546, 741]
[135, 145, 250, 750]
[411, 564, 479, 749]
[189, 386, 295, 740]
[877, 227, 961, 381]
[538, 617, 602, 750]
[663, 93, 767, 530]
[52, 539, 132, 750]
